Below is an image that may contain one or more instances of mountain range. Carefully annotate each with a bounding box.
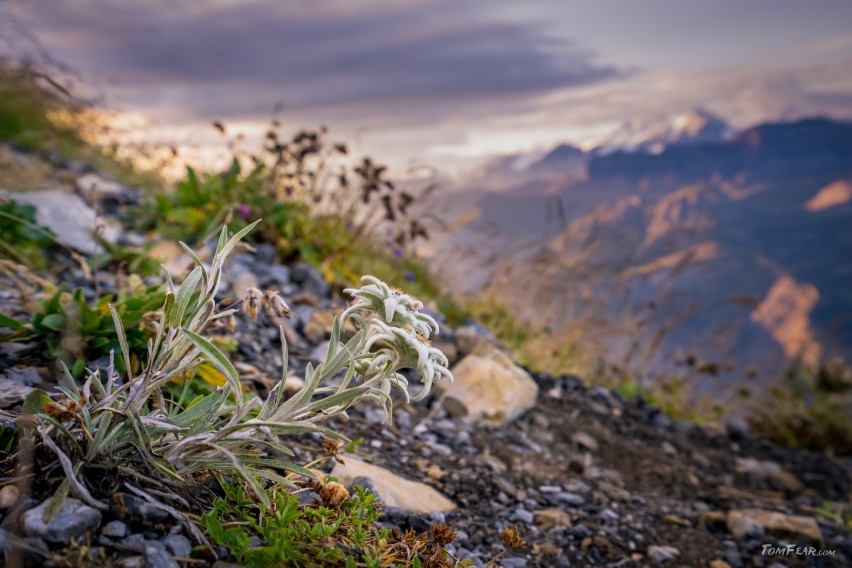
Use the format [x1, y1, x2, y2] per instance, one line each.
[423, 114, 852, 394]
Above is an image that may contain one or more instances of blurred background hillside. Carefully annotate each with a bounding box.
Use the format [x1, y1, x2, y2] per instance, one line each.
[2, 0, 852, 433]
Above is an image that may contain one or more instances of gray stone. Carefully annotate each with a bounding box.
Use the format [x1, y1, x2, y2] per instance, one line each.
[4, 367, 41, 387]
[408, 514, 431, 532]
[309, 341, 334, 364]
[144, 540, 180, 568]
[121, 533, 147, 548]
[457, 548, 485, 568]
[396, 411, 412, 431]
[457, 322, 493, 339]
[514, 509, 534, 524]
[295, 491, 320, 506]
[500, 558, 528, 568]
[291, 262, 331, 297]
[363, 407, 386, 425]
[553, 492, 586, 507]
[22, 498, 102, 544]
[267, 265, 291, 286]
[725, 416, 751, 439]
[570, 523, 593, 539]
[0, 378, 35, 409]
[648, 545, 680, 563]
[352, 476, 378, 495]
[115, 494, 170, 524]
[102, 520, 128, 538]
[12, 189, 121, 254]
[162, 534, 192, 558]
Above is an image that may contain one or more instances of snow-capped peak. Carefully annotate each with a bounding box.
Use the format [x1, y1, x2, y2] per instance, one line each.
[592, 108, 733, 156]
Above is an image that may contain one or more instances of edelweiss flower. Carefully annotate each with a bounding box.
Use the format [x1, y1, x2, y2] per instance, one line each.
[363, 320, 451, 401]
[343, 275, 440, 337]
[339, 276, 453, 407]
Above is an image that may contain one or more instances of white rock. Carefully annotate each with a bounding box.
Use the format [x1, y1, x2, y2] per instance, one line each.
[283, 375, 305, 397]
[331, 458, 455, 514]
[438, 344, 538, 426]
[232, 272, 259, 301]
[148, 241, 194, 277]
[647, 545, 680, 563]
[76, 173, 126, 203]
[12, 189, 120, 254]
[727, 509, 822, 543]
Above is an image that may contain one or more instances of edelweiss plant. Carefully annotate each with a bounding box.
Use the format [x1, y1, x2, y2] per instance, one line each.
[30, 220, 452, 522]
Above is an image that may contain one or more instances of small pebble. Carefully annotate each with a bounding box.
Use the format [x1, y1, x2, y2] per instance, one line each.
[102, 520, 128, 538]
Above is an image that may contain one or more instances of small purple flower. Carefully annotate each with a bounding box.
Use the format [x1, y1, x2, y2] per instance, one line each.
[345, 221, 354, 231]
[237, 204, 251, 219]
[394, 248, 404, 259]
[405, 271, 416, 282]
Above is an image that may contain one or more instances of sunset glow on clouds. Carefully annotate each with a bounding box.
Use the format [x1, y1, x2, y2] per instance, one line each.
[2, 0, 851, 174]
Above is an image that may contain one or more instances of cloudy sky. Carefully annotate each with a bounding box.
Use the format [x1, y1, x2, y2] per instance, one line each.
[3, 0, 852, 174]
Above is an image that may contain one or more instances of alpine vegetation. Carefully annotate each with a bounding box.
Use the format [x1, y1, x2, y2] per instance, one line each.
[29, 220, 453, 525]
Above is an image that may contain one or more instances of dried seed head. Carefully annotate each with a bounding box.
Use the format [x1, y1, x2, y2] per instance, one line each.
[430, 522, 457, 547]
[320, 439, 345, 463]
[140, 311, 161, 334]
[43, 400, 77, 422]
[263, 290, 291, 319]
[501, 525, 526, 550]
[320, 481, 349, 506]
[244, 287, 263, 321]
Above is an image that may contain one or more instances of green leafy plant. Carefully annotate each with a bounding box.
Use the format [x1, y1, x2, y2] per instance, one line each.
[136, 124, 432, 283]
[0, 198, 56, 268]
[748, 358, 852, 455]
[1, 277, 165, 376]
[29, 220, 452, 530]
[204, 482, 486, 568]
[203, 482, 391, 567]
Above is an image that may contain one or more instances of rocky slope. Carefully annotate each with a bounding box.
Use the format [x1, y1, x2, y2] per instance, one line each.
[0, 146, 850, 567]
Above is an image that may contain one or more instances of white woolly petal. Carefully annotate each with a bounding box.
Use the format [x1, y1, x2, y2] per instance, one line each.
[383, 297, 399, 323]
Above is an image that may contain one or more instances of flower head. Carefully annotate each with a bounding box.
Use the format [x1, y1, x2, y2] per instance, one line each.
[343, 275, 439, 337]
[342, 276, 452, 405]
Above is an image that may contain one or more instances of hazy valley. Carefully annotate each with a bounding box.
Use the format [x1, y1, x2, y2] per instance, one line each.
[425, 113, 852, 397]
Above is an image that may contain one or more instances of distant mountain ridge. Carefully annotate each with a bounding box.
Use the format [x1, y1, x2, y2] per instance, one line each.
[591, 108, 734, 156]
[426, 116, 852, 392]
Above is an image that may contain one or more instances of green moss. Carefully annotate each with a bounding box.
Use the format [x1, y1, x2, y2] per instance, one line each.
[203, 482, 461, 568]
